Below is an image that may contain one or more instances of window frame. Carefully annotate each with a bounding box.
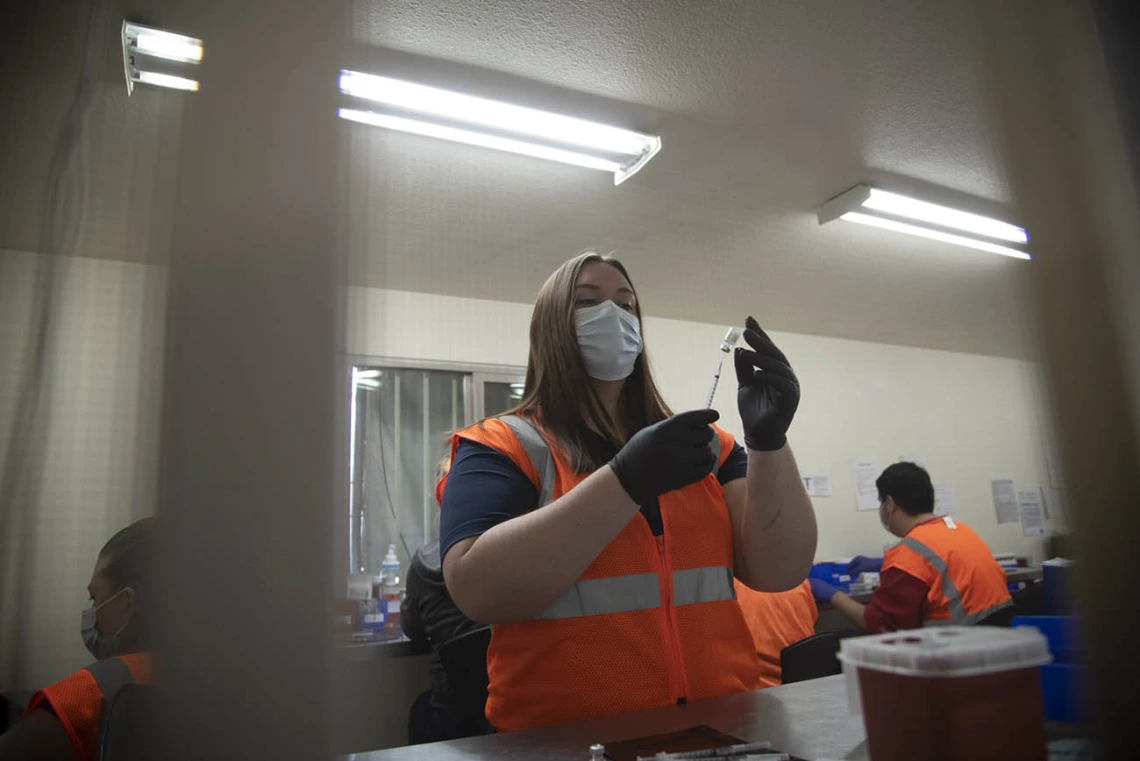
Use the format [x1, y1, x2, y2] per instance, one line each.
[339, 355, 525, 575]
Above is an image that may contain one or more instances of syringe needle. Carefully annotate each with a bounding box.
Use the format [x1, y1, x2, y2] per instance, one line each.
[705, 357, 724, 409]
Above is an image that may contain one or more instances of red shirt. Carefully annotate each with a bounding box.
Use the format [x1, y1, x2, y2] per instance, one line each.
[863, 567, 931, 633]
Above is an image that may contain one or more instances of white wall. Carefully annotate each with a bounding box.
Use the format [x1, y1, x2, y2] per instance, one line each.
[348, 286, 1059, 564]
[0, 270, 1054, 693]
[0, 250, 166, 690]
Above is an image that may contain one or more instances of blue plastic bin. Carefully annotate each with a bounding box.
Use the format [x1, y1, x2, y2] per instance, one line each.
[1042, 562, 1073, 615]
[1013, 615, 1086, 723]
[1039, 663, 1086, 723]
[1012, 615, 1081, 664]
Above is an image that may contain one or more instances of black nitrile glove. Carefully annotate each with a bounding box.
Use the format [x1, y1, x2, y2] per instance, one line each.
[609, 408, 720, 505]
[735, 316, 800, 451]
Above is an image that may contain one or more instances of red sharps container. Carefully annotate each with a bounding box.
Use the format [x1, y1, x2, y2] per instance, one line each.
[838, 626, 1052, 761]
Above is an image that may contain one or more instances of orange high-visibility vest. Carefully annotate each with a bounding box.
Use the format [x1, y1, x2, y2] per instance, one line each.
[883, 516, 1012, 626]
[449, 415, 761, 731]
[25, 652, 153, 761]
[734, 578, 817, 688]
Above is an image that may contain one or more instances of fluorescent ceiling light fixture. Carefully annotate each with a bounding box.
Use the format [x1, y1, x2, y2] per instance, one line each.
[339, 109, 622, 172]
[818, 184, 1030, 260]
[136, 71, 199, 91]
[338, 70, 661, 184]
[862, 188, 1027, 243]
[133, 29, 203, 63]
[841, 212, 1032, 260]
[122, 21, 203, 94]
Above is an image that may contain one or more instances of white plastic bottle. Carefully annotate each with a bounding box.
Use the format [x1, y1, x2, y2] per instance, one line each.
[380, 544, 402, 634]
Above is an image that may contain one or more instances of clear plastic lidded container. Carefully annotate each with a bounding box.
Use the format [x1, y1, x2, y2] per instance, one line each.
[838, 626, 1052, 761]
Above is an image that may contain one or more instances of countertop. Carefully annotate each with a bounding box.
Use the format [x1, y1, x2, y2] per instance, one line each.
[339, 674, 868, 761]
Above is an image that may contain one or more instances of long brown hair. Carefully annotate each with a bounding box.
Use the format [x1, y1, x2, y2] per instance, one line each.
[503, 251, 673, 472]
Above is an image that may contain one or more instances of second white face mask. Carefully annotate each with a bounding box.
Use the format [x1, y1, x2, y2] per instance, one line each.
[574, 301, 643, 381]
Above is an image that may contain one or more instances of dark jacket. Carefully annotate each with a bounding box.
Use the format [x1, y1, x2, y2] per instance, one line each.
[401, 541, 489, 742]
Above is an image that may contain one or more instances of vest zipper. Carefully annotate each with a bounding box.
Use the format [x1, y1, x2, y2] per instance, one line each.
[655, 534, 690, 705]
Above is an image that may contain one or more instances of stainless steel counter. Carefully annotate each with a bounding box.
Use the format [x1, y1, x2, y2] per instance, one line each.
[340, 674, 869, 761]
[337, 637, 431, 662]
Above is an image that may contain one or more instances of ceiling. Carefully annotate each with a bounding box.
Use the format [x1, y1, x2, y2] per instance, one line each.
[345, 0, 1037, 358]
[1, 1, 1040, 359]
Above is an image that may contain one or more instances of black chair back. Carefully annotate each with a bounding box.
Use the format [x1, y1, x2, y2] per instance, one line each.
[978, 580, 1047, 627]
[97, 683, 159, 761]
[780, 629, 861, 684]
[437, 625, 492, 709]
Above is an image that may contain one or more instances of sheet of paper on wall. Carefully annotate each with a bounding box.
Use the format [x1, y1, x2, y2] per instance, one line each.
[1047, 454, 1067, 489]
[1018, 490, 1046, 536]
[802, 472, 833, 497]
[899, 454, 929, 470]
[934, 483, 958, 518]
[991, 478, 1020, 523]
[1042, 486, 1070, 530]
[854, 459, 881, 511]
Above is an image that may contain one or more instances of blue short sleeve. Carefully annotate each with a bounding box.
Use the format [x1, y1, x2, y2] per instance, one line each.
[717, 442, 747, 484]
[439, 439, 539, 559]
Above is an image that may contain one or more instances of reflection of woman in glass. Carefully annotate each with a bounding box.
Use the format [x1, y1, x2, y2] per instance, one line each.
[438, 251, 817, 731]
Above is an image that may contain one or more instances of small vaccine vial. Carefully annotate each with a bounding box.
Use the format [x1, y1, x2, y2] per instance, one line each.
[589, 744, 605, 761]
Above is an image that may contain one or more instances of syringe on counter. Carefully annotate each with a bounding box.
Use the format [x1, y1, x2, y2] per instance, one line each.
[635, 741, 785, 760]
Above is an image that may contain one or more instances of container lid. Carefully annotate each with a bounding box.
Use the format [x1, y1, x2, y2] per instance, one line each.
[837, 626, 1051, 678]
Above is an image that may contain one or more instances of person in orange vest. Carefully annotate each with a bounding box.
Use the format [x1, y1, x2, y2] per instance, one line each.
[811, 462, 1012, 632]
[438, 251, 818, 732]
[0, 518, 156, 761]
[733, 579, 819, 688]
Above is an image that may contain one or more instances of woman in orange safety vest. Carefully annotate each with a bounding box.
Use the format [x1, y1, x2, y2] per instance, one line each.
[438, 251, 818, 731]
[0, 518, 156, 761]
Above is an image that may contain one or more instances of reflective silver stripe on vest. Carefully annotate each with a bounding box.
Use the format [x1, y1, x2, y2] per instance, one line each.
[500, 415, 556, 508]
[960, 598, 1014, 625]
[85, 656, 136, 704]
[925, 598, 1015, 627]
[673, 566, 736, 607]
[900, 537, 967, 624]
[503, 415, 735, 620]
[535, 573, 661, 619]
[535, 566, 735, 619]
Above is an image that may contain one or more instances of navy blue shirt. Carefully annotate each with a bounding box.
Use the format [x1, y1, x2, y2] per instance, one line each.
[440, 430, 747, 559]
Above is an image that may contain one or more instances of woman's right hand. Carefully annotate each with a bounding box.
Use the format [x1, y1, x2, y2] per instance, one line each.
[609, 409, 720, 504]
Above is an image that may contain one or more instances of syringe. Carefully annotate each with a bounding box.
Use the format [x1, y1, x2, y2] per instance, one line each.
[635, 741, 780, 760]
[704, 327, 742, 409]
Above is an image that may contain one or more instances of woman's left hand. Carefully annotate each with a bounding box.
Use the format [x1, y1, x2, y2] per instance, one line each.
[734, 316, 800, 451]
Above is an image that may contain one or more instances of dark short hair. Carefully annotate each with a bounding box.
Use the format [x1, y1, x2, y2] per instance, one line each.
[99, 516, 157, 591]
[98, 517, 158, 647]
[876, 463, 934, 515]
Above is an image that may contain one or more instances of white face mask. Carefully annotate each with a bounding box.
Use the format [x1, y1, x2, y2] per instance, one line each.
[80, 587, 128, 660]
[574, 300, 643, 381]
